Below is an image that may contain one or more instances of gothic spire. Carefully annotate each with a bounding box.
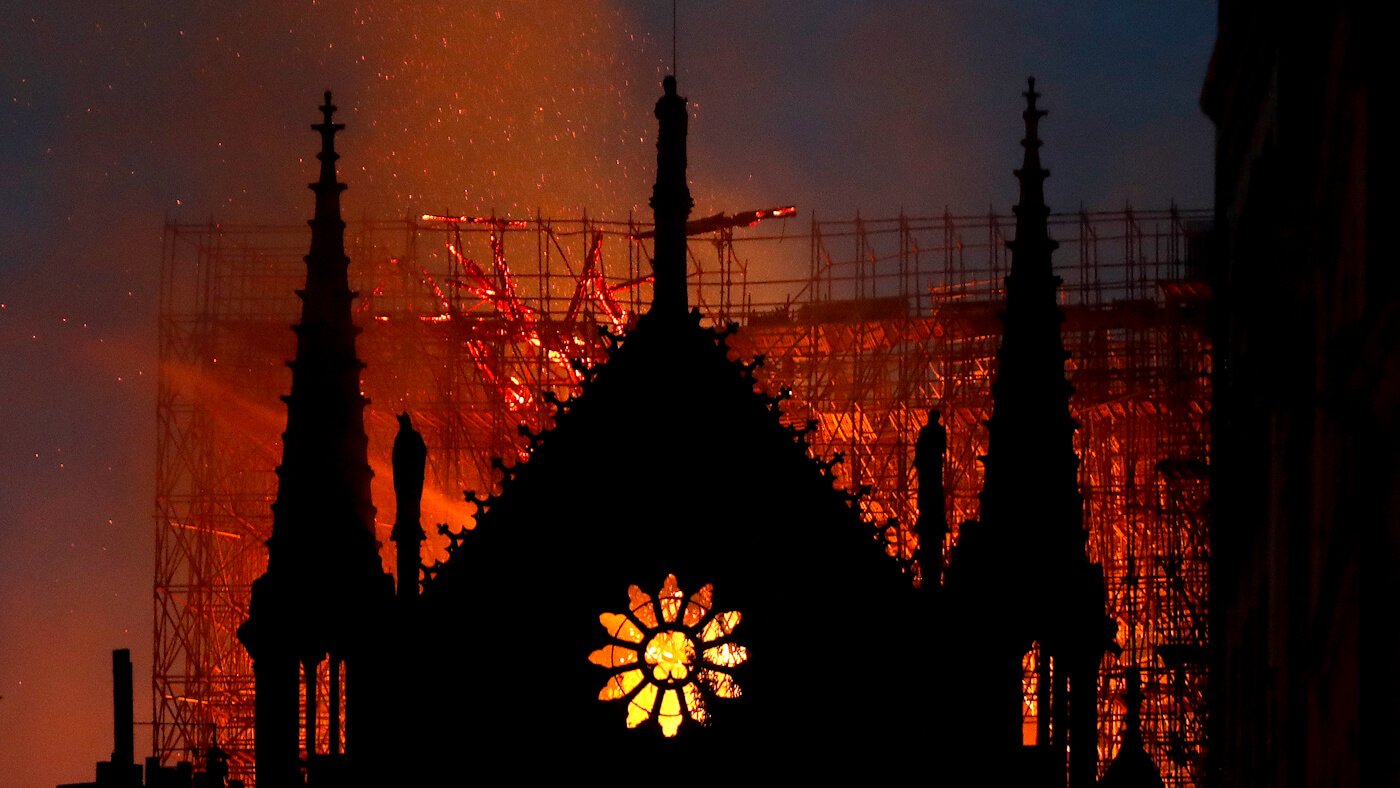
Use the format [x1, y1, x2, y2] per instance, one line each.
[938, 81, 1113, 788]
[239, 91, 391, 788]
[977, 76, 1077, 557]
[260, 90, 379, 581]
[312, 90, 347, 225]
[1012, 77, 1054, 261]
[648, 75, 694, 315]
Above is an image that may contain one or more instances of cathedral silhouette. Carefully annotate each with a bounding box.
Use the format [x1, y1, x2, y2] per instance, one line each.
[227, 76, 1151, 787]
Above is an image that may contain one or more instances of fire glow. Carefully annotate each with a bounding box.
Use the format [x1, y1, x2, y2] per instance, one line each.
[157, 207, 1208, 784]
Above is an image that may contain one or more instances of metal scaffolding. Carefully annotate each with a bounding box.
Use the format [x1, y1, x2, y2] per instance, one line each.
[155, 207, 1210, 785]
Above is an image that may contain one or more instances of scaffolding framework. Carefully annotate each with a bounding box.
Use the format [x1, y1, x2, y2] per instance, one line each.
[155, 207, 1210, 784]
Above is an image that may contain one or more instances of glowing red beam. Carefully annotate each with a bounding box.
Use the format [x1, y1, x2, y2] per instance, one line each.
[632, 205, 796, 239]
[446, 243, 498, 294]
[420, 214, 530, 228]
[565, 231, 627, 330]
[609, 275, 654, 293]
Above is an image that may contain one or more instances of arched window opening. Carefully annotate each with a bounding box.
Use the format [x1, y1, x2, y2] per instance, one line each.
[1022, 643, 1041, 746]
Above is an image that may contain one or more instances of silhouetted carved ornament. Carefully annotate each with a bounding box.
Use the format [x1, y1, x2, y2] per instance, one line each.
[589, 574, 746, 737]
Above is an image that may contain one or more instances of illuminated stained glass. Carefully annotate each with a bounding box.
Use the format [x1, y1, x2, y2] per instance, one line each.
[599, 669, 644, 701]
[699, 611, 741, 643]
[628, 585, 659, 629]
[683, 584, 713, 627]
[697, 669, 741, 699]
[658, 574, 684, 624]
[702, 643, 747, 668]
[627, 684, 659, 729]
[600, 612, 644, 644]
[644, 631, 694, 681]
[682, 683, 706, 724]
[588, 645, 638, 669]
[658, 690, 683, 737]
[590, 574, 747, 737]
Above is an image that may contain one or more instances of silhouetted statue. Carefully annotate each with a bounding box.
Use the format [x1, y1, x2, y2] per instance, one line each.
[649, 75, 694, 316]
[914, 409, 948, 584]
[391, 412, 427, 602]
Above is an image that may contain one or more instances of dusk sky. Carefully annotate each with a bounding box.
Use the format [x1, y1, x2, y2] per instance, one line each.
[0, 2, 1213, 786]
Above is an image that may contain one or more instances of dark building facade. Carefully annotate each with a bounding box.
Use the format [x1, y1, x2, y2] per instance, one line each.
[1203, 4, 1377, 787]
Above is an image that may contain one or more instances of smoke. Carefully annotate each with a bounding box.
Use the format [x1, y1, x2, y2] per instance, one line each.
[0, 4, 653, 784]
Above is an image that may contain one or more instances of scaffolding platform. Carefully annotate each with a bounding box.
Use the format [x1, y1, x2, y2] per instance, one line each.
[155, 207, 1210, 785]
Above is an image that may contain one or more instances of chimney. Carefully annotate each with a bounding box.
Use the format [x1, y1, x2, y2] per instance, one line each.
[111, 649, 134, 769]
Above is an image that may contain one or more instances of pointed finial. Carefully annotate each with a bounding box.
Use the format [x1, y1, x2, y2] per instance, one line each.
[320, 90, 336, 126]
[310, 90, 348, 220]
[1022, 76, 1047, 136]
[1012, 77, 1051, 222]
[313, 90, 345, 157]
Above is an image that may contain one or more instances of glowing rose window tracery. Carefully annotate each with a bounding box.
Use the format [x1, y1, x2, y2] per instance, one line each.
[589, 574, 747, 737]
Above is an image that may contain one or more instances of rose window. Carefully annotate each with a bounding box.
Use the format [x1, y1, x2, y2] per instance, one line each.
[588, 574, 747, 737]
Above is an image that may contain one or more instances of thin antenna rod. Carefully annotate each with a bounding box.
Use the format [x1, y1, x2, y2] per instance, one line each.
[671, 0, 677, 76]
